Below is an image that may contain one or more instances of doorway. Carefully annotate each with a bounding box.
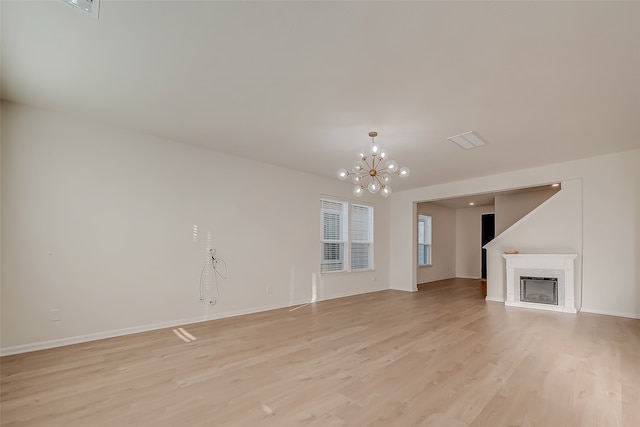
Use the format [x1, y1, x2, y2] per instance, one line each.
[481, 213, 495, 279]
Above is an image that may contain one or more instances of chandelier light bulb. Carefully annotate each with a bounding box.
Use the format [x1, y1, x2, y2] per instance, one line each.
[367, 181, 381, 193]
[381, 175, 391, 183]
[352, 160, 365, 173]
[379, 148, 388, 159]
[386, 160, 398, 174]
[352, 175, 362, 184]
[381, 186, 392, 197]
[399, 166, 411, 178]
[337, 168, 349, 180]
[369, 144, 380, 156]
[353, 185, 364, 197]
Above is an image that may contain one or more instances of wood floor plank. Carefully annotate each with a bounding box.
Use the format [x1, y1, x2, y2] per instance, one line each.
[1, 278, 638, 426]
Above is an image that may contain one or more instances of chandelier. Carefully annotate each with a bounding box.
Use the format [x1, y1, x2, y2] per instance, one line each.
[337, 131, 410, 197]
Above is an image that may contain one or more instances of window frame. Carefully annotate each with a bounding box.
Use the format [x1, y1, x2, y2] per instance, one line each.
[320, 199, 348, 273]
[320, 198, 374, 274]
[418, 214, 432, 267]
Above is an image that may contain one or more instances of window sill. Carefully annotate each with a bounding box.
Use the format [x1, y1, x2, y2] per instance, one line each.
[321, 269, 375, 277]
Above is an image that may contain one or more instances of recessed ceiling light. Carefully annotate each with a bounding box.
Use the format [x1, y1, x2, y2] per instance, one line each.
[448, 131, 487, 150]
[469, 202, 475, 206]
[551, 183, 560, 187]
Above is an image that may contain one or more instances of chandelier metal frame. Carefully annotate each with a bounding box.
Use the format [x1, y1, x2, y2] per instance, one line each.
[337, 132, 410, 197]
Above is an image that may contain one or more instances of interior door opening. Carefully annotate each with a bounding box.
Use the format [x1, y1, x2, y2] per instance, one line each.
[481, 213, 495, 279]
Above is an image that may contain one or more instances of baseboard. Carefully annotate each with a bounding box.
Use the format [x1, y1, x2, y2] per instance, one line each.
[579, 307, 640, 320]
[0, 318, 211, 357]
[0, 288, 387, 357]
[480, 301, 638, 319]
[0, 307, 293, 357]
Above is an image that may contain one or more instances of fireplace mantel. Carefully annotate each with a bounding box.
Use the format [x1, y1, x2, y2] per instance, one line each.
[502, 253, 579, 314]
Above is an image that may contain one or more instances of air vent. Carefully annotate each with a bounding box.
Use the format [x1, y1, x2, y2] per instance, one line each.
[62, 0, 100, 18]
[448, 131, 487, 150]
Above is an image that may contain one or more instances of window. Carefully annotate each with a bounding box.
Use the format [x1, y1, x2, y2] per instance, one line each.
[350, 203, 373, 271]
[418, 214, 432, 266]
[321, 200, 348, 273]
[321, 199, 374, 273]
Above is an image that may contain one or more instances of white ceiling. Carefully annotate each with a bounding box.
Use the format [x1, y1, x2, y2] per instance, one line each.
[2, 1, 640, 192]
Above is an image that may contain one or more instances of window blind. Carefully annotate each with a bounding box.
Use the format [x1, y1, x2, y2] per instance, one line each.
[321, 199, 348, 273]
[351, 204, 373, 270]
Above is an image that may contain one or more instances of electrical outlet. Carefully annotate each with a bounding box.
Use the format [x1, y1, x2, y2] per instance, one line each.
[50, 309, 62, 322]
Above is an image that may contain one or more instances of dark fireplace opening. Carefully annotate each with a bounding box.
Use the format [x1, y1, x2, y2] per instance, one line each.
[520, 276, 558, 305]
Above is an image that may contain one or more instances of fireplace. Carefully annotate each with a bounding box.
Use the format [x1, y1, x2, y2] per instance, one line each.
[502, 253, 579, 314]
[520, 276, 558, 305]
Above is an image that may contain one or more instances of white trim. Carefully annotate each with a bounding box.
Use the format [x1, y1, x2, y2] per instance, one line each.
[506, 301, 578, 314]
[321, 268, 376, 278]
[0, 288, 387, 356]
[485, 296, 505, 303]
[580, 307, 640, 320]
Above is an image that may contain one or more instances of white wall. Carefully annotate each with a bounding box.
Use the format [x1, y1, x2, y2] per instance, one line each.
[389, 150, 640, 319]
[636, 163, 640, 315]
[416, 202, 456, 284]
[495, 188, 559, 235]
[0, 102, 390, 354]
[455, 206, 494, 279]
[580, 153, 639, 318]
[485, 179, 583, 307]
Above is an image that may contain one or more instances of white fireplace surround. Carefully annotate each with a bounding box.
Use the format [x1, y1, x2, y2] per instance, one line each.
[502, 254, 579, 314]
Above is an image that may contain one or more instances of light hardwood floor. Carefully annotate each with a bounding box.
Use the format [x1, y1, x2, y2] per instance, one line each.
[1, 278, 639, 426]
